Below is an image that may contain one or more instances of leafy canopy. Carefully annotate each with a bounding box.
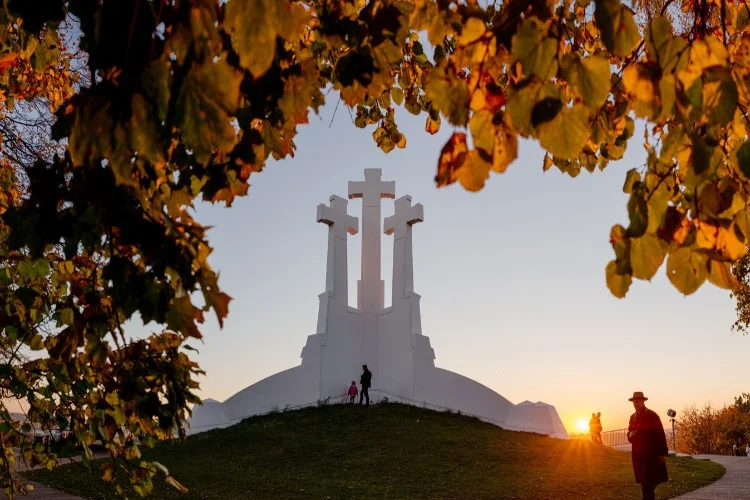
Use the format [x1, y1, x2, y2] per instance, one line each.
[3, 0, 750, 497]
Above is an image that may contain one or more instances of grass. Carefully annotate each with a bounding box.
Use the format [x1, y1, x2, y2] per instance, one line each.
[25, 403, 724, 499]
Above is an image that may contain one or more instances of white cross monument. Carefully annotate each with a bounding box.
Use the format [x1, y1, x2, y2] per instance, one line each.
[188, 169, 568, 440]
[316, 195, 358, 335]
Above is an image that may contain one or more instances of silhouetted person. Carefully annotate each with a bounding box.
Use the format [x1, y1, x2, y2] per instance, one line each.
[360, 364, 372, 406]
[589, 413, 597, 442]
[627, 392, 668, 500]
[594, 412, 603, 444]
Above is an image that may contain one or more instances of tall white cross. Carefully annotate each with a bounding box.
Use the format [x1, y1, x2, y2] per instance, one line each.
[384, 195, 423, 303]
[317, 195, 358, 313]
[348, 169, 395, 314]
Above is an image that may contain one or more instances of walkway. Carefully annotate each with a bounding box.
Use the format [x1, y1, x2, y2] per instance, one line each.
[0, 482, 82, 500]
[673, 455, 750, 499]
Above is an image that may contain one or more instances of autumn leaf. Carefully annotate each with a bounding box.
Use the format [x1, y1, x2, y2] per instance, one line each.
[535, 103, 591, 159]
[595, 0, 640, 57]
[435, 133, 469, 188]
[511, 18, 558, 79]
[606, 261, 632, 298]
[455, 149, 491, 192]
[667, 247, 708, 295]
[425, 113, 441, 135]
[224, 0, 308, 77]
[629, 233, 666, 280]
[175, 58, 242, 163]
[563, 54, 611, 108]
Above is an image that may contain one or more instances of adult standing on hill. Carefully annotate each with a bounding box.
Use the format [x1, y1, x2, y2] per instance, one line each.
[360, 365, 372, 406]
[627, 392, 668, 500]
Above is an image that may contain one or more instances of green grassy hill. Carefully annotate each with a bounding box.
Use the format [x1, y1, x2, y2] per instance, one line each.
[25, 403, 723, 499]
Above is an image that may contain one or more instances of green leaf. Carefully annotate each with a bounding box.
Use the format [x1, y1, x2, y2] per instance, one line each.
[563, 54, 610, 108]
[667, 247, 708, 295]
[702, 67, 738, 126]
[647, 16, 688, 73]
[18, 259, 50, 280]
[426, 67, 470, 126]
[176, 58, 242, 163]
[627, 191, 648, 237]
[224, 0, 308, 76]
[606, 260, 631, 298]
[536, 103, 591, 159]
[646, 15, 672, 62]
[59, 307, 74, 326]
[142, 60, 171, 122]
[630, 233, 666, 280]
[595, 0, 640, 57]
[31, 29, 60, 71]
[737, 142, 750, 178]
[511, 18, 558, 79]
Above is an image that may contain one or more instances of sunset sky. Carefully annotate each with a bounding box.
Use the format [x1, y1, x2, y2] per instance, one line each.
[126, 100, 748, 434]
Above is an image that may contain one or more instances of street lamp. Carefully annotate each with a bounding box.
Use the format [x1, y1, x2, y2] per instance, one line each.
[667, 409, 677, 455]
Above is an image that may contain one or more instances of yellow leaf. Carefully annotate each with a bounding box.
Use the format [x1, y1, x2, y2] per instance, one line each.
[542, 154, 553, 172]
[717, 223, 747, 260]
[459, 17, 486, 45]
[667, 247, 708, 295]
[606, 260, 631, 298]
[493, 125, 518, 173]
[425, 114, 441, 135]
[536, 103, 591, 159]
[455, 150, 491, 192]
[630, 233, 666, 280]
[708, 260, 740, 290]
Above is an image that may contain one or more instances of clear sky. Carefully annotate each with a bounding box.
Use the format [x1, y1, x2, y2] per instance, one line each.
[127, 100, 748, 434]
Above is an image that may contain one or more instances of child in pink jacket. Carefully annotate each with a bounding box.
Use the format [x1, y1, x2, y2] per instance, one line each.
[347, 381, 358, 403]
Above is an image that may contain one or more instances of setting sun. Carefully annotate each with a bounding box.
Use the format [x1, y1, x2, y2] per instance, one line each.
[575, 418, 589, 433]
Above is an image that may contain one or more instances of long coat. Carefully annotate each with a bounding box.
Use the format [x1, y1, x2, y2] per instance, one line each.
[360, 369, 372, 389]
[628, 408, 669, 487]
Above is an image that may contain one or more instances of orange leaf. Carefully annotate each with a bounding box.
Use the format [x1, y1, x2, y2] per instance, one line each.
[435, 133, 468, 188]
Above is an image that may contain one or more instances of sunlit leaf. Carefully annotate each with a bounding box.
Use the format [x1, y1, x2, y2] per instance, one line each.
[563, 54, 610, 108]
[455, 149, 491, 192]
[535, 104, 591, 159]
[630, 233, 666, 280]
[606, 260, 631, 298]
[435, 132, 468, 188]
[667, 247, 708, 295]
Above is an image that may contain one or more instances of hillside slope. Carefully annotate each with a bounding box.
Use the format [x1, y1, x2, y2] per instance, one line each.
[25, 403, 724, 499]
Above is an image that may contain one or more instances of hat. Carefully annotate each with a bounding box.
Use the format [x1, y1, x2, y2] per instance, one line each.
[628, 391, 648, 401]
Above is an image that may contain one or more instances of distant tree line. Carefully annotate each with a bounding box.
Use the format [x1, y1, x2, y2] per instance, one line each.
[676, 393, 750, 455]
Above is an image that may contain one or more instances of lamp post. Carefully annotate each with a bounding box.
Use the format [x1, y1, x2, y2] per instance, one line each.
[667, 409, 677, 455]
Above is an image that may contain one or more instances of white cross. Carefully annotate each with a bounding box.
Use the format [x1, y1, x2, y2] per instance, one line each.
[384, 195, 423, 240]
[348, 168, 395, 206]
[317, 195, 358, 237]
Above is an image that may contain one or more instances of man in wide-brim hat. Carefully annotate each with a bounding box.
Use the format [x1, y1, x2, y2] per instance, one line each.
[627, 392, 669, 500]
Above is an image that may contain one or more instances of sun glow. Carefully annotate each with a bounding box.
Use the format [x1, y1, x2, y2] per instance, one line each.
[575, 418, 589, 433]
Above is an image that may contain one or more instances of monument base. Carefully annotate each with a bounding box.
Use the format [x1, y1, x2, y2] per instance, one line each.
[188, 361, 568, 439]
